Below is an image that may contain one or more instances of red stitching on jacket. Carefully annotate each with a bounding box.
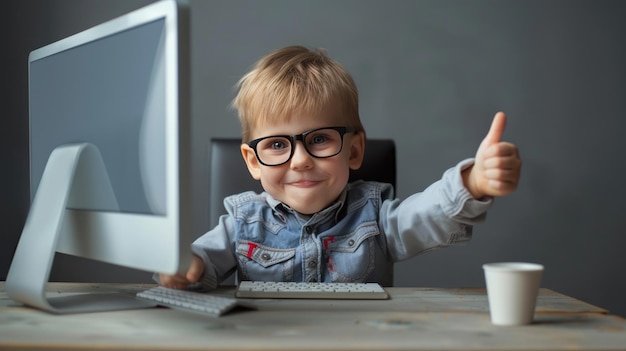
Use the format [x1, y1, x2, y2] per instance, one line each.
[323, 236, 335, 250]
[247, 242, 257, 259]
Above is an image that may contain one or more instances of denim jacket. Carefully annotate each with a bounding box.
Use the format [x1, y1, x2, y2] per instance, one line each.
[192, 159, 492, 289]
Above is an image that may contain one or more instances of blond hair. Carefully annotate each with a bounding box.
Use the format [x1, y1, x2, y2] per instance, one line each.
[232, 46, 364, 142]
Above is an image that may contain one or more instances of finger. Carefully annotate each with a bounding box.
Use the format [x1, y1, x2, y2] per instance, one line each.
[158, 273, 173, 286]
[482, 157, 521, 172]
[481, 142, 518, 158]
[486, 179, 517, 195]
[483, 168, 520, 183]
[159, 273, 189, 288]
[186, 256, 204, 283]
[482, 112, 507, 146]
[477, 144, 520, 171]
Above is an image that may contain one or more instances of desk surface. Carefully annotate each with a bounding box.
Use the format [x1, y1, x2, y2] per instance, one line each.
[1, 282, 625, 351]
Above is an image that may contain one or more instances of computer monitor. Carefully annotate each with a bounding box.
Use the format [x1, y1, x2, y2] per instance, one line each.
[6, 0, 192, 313]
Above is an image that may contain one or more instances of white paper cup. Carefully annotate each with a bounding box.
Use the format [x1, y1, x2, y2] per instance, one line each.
[483, 262, 544, 326]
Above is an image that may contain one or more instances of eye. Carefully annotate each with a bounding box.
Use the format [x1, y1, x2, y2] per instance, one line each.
[270, 140, 288, 150]
[259, 137, 290, 151]
[310, 134, 329, 144]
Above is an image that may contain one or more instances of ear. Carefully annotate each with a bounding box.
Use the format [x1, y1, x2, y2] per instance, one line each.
[348, 131, 365, 170]
[241, 143, 262, 180]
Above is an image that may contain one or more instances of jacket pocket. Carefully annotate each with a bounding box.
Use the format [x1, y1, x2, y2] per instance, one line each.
[324, 221, 379, 282]
[236, 240, 296, 281]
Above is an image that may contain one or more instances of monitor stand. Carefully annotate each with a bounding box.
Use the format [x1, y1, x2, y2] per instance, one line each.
[5, 143, 156, 313]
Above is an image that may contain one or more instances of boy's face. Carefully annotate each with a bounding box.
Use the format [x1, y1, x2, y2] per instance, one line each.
[241, 102, 364, 215]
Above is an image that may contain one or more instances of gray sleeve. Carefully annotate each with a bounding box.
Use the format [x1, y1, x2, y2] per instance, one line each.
[380, 158, 493, 262]
[191, 213, 239, 289]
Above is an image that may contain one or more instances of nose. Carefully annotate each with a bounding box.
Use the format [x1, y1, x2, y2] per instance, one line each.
[289, 140, 313, 170]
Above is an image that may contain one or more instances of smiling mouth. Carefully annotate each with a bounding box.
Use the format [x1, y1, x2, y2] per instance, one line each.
[288, 180, 321, 188]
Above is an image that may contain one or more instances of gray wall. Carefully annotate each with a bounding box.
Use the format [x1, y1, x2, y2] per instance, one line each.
[3, 0, 626, 317]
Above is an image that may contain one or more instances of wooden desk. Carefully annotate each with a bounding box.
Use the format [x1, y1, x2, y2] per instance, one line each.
[1, 282, 625, 350]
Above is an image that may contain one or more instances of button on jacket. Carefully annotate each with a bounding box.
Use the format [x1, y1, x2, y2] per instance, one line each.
[192, 159, 492, 289]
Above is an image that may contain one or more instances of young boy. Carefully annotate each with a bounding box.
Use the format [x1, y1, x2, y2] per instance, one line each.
[160, 45, 521, 289]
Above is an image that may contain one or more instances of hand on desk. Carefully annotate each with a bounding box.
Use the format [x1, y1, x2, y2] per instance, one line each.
[462, 112, 521, 199]
[159, 255, 205, 289]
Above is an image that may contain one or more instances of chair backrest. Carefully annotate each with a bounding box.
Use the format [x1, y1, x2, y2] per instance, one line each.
[208, 138, 396, 285]
[209, 138, 396, 227]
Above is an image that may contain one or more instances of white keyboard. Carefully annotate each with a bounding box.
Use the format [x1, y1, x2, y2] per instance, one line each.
[136, 286, 239, 317]
[235, 281, 389, 300]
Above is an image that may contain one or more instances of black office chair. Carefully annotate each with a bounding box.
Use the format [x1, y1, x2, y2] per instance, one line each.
[208, 138, 396, 285]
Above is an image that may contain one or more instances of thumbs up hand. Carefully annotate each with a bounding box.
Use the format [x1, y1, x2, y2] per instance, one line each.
[462, 112, 521, 199]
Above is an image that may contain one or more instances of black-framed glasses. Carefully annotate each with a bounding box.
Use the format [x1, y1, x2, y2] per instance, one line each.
[247, 126, 356, 166]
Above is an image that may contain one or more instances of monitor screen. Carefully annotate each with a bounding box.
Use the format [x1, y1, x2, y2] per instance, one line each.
[6, 0, 192, 313]
[29, 12, 167, 216]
